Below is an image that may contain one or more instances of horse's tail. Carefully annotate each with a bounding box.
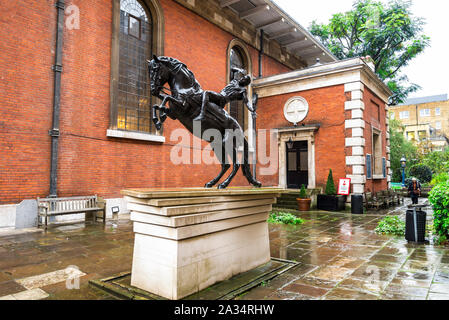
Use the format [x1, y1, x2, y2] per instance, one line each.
[241, 138, 262, 188]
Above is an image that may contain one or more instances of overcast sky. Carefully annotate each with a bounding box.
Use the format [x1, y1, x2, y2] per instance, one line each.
[273, 0, 449, 99]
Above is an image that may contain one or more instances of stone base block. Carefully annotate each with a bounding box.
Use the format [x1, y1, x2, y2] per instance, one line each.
[122, 187, 282, 300]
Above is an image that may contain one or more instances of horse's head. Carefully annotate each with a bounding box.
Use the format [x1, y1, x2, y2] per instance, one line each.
[148, 55, 171, 97]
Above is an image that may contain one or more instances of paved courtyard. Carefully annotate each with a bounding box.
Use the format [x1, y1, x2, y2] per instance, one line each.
[0, 200, 448, 300]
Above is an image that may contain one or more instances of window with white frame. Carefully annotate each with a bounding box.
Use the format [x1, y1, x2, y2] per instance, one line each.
[390, 112, 395, 120]
[436, 121, 442, 130]
[372, 128, 383, 175]
[436, 108, 441, 116]
[420, 109, 431, 117]
[399, 111, 409, 119]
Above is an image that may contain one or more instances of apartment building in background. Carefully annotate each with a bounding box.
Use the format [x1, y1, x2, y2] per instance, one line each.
[389, 94, 449, 152]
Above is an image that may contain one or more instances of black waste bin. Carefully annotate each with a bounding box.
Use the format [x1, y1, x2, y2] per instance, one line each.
[405, 208, 427, 243]
[351, 194, 364, 214]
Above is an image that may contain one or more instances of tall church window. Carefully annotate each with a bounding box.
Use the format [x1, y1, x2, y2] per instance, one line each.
[116, 0, 153, 133]
[229, 46, 248, 131]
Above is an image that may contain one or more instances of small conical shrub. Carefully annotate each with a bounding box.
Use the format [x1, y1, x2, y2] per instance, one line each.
[299, 184, 308, 199]
[325, 169, 337, 195]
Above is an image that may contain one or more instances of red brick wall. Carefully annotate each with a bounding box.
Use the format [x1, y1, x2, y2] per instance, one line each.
[0, 1, 55, 204]
[363, 87, 388, 193]
[256, 85, 347, 189]
[0, 0, 293, 204]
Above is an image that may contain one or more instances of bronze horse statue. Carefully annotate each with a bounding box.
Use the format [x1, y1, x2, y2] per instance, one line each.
[148, 55, 261, 189]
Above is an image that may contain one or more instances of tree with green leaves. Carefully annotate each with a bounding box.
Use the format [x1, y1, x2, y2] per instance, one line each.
[309, 0, 430, 105]
[389, 119, 419, 181]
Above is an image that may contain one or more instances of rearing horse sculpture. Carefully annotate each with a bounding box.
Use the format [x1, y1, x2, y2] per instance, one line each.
[149, 56, 261, 189]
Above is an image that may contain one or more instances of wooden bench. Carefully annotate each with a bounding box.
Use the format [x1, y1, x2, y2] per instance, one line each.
[37, 195, 106, 229]
[364, 192, 384, 211]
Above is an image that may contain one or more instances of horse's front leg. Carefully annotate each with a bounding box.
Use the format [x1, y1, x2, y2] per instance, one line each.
[152, 95, 177, 130]
[152, 105, 163, 130]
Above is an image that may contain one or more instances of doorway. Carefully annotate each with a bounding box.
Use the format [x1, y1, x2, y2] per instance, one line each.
[286, 141, 308, 189]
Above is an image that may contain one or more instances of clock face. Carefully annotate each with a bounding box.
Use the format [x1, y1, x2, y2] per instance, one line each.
[284, 97, 309, 125]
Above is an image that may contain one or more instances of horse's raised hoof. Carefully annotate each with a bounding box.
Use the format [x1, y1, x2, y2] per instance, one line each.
[155, 122, 162, 130]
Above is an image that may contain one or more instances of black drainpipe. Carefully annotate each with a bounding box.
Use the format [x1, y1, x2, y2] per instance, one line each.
[49, 0, 65, 197]
[253, 29, 264, 178]
[258, 29, 264, 78]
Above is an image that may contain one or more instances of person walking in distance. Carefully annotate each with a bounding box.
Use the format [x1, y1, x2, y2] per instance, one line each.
[408, 177, 421, 205]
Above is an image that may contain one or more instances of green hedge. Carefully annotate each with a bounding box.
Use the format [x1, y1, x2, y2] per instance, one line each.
[429, 180, 449, 241]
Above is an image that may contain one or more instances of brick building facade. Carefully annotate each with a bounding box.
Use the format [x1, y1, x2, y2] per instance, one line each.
[0, 0, 391, 229]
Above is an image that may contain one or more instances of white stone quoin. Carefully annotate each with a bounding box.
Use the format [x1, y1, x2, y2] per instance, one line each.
[122, 188, 281, 300]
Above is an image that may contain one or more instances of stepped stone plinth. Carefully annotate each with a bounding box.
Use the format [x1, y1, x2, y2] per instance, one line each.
[121, 187, 282, 300]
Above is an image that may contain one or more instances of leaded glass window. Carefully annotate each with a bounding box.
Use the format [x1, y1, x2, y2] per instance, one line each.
[229, 47, 247, 131]
[117, 0, 153, 133]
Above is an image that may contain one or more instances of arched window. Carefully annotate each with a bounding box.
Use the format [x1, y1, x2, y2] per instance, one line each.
[116, 0, 153, 133]
[109, 0, 164, 140]
[229, 46, 247, 131]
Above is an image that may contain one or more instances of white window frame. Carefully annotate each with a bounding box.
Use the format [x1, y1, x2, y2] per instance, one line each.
[436, 121, 442, 130]
[420, 109, 431, 117]
[399, 111, 409, 119]
[372, 127, 383, 177]
[436, 108, 441, 116]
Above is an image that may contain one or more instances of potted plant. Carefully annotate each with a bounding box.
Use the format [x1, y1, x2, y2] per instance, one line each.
[297, 184, 311, 211]
[317, 169, 346, 211]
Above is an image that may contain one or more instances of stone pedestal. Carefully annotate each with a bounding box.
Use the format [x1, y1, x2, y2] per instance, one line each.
[121, 188, 282, 300]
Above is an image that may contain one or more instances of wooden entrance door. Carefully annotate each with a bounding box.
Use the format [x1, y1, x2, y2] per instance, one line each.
[286, 141, 308, 189]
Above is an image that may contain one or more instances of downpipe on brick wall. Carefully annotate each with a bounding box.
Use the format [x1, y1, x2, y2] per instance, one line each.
[49, 0, 65, 198]
[253, 29, 265, 178]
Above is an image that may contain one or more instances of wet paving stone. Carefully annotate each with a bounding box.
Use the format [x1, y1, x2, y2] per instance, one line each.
[292, 277, 338, 289]
[0, 272, 12, 283]
[0, 205, 448, 300]
[266, 290, 312, 300]
[351, 264, 397, 282]
[390, 277, 432, 288]
[429, 283, 449, 294]
[283, 283, 329, 298]
[395, 270, 434, 281]
[362, 259, 402, 269]
[264, 274, 297, 290]
[338, 278, 387, 293]
[427, 292, 449, 300]
[369, 254, 408, 264]
[276, 248, 310, 261]
[401, 260, 437, 273]
[299, 253, 337, 266]
[380, 292, 426, 300]
[433, 271, 449, 284]
[383, 284, 429, 298]
[283, 264, 317, 278]
[308, 266, 353, 282]
[377, 246, 412, 256]
[325, 287, 379, 300]
[326, 256, 367, 270]
[0, 280, 26, 296]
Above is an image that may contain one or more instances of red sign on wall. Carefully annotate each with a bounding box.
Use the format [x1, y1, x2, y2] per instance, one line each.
[338, 178, 351, 195]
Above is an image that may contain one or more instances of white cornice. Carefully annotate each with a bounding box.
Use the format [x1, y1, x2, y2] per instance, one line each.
[253, 58, 392, 103]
